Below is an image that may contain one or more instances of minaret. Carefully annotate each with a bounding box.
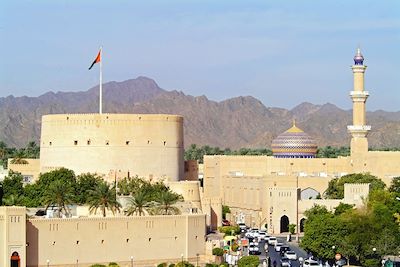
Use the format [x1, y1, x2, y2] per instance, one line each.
[347, 48, 371, 157]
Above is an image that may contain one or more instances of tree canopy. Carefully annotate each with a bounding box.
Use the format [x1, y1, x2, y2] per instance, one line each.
[301, 186, 400, 267]
[324, 173, 385, 199]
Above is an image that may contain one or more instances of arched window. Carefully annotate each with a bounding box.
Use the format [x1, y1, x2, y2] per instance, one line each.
[280, 215, 289, 233]
[301, 187, 320, 200]
[300, 218, 306, 232]
[11, 251, 20, 267]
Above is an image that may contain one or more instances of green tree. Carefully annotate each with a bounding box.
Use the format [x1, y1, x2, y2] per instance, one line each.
[153, 190, 183, 215]
[334, 203, 354, 216]
[237, 256, 259, 267]
[324, 173, 385, 199]
[76, 173, 104, 204]
[87, 181, 121, 217]
[42, 179, 75, 217]
[22, 183, 42, 207]
[10, 150, 28, 164]
[125, 189, 153, 216]
[288, 224, 296, 234]
[222, 205, 230, 220]
[300, 205, 348, 260]
[35, 168, 77, 205]
[3, 194, 25, 206]
[1, 171, 24, 200]
[389, 176, 400, 195]
[24, 141, 40, 158]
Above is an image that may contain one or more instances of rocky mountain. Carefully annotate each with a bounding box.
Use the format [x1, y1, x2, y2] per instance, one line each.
[1, 76, 399, 149]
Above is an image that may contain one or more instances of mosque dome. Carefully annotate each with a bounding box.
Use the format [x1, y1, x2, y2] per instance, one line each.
[354, 48, 364, 65]
[271, 121, 318, 158]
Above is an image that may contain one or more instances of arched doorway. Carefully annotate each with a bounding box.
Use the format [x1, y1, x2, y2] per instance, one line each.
[280, 215, 289, 233]
[300, 218, 306, 232]
[11, 251, 20, 267]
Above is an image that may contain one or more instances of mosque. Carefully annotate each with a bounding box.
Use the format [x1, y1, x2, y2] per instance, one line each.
[2, 49, 400, 267]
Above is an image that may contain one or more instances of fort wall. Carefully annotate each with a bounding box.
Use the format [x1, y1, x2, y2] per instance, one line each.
[26, 214, 205, 267]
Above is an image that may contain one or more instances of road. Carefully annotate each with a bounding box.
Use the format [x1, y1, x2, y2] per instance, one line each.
[256, 237, 308, 267]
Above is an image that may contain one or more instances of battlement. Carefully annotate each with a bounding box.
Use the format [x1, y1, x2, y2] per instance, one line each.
[42, 113, 184, 124]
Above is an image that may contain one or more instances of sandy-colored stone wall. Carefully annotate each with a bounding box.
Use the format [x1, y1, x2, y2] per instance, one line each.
[168, 181, 202, 210]
[40, 114, 184, 181]
[8, 159, 41, 182]
[26, 214, 205, 267]
[0, 207, 26, 267]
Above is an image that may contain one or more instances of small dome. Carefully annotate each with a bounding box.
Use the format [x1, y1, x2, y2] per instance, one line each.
[271, 121, 318, 158]
[354, 48, 364, 65]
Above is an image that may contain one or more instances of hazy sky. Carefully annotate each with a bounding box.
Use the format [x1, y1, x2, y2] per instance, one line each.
[1, 1, 399, 111]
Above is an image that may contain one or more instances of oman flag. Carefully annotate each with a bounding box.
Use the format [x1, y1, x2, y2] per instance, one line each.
[88, 49, 101, 70]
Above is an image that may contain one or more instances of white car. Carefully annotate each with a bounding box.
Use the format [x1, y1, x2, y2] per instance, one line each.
[249, 240, 259, 247]
[268, 236, 277, 245]
[303, 259, 319, 267]
[248, 245, 260, 255]
[274, 242, 283, 252]
[280, 257, 292, 267]
[258, 231, 267, 240]
[284, 251, 297, 260]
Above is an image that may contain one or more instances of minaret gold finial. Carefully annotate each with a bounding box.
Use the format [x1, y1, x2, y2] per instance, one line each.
[293, 119, 296, 127]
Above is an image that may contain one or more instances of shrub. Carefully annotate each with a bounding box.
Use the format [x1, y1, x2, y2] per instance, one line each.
[176, 261, 194, 267]
[288, 224, 296, 234]
[169, 264, 176, 267]
[212, 247, 224, 256]
[90, 265, 107, 267]
[218, 225, 240, 236]
[238, 256, 259, 267]
[108, 263, 119, 267]
[157, 263, 167, 267]
[205, 264, 218, 267]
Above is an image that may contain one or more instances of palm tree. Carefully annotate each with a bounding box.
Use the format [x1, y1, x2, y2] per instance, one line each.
[87, 181, 121, 217]
[153, 190, 184, 215]
[3, 194, 24, 206]
[43, 180, 75, 217]
[10, 150, 28, 164]
[25, 141, 40, 158]
[125, 189, 153, 216]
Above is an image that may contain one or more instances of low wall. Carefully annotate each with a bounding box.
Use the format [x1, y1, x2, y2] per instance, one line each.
[26, 214, 206, 267]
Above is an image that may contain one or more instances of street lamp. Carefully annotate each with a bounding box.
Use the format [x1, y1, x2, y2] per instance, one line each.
[196, 253, 199, 267]
[181, 253, 184, 267]
[46, 259, 50, 267]
[130, 256, 133, 267]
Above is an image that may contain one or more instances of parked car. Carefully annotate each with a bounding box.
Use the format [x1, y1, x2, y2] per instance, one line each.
[274, 242, 284, 252]
[284, 251, 297, 260]
[249, 245, 261, 255]
[258, 231, 267, 240]
[280, 257, 291, 267]
[303, 259, 319, 267]
[268, 236, 277, 245]
[280, 245, 291, 256]
[222, 219, 230, 226]
[238, 223, 247, 232]
[249, 240, 259, 247]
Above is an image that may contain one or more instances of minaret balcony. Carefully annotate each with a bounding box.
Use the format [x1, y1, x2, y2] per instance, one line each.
[350, 91, 369, 97]
[350, 91, 369, 102]
[347, 125, 371, 131]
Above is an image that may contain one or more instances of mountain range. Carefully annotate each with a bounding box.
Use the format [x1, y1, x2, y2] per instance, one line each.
[1, 76, 399, 149]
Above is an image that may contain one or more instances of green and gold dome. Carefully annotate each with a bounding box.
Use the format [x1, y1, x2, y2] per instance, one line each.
[271, 121, 317, 158]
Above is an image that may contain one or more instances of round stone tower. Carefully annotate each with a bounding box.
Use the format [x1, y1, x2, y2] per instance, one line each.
[39, 113, 184, 181]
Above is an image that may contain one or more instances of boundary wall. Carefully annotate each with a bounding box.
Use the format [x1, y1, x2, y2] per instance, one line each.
[26, 214, 205, 267]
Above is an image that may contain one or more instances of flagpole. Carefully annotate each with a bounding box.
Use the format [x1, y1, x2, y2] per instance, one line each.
[99, 46, 103, 114]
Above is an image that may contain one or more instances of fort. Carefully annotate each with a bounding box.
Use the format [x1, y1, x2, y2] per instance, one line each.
[3, 48, 400, 266]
